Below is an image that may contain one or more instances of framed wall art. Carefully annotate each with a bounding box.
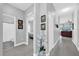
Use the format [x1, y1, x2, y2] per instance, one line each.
[41, 15, 46, 22]
[41, 23, 46, 30]
[18, 20, 23, 29]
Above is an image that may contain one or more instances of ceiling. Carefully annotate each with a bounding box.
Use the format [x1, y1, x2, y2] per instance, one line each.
[9, 3, 76, 13]
[53, 3, 77, 15]
[9, 3, 33, 11]
[53, 3, 76, 11]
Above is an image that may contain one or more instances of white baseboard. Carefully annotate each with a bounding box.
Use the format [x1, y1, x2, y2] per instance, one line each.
[47, 39, 59, 56]
[72, 40, 76, 46]
[33, 53, 38, 56]
[3, 40, 14, 42]
[52, 39, 59, 50]
[14, 42, 27, 47]
[46, 52, 50, 56]
[72, 40, 79, 51]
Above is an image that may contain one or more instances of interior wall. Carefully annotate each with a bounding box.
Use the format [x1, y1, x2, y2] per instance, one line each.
[34, 3, 41, 55]
[34, 3, 50, 56]
[76, 4, 79, 51]
[34, 3, 48, 55]
[47, 3, 55, 54]
[47, 3, 60, 54]
[48, 13, 55, 53]
[0, 3, 3, 56]
[2, 14, 14, 23]
[72, 5, 79, 51]
[40, 3, 48, 54]
[77, 9, 79, 49]
[71, 4, 79, 52]
[2, 3, 26, 44]
[34, 3, 58, 55]
[59, 12, 73, 24]
[72, 9, 78, 51]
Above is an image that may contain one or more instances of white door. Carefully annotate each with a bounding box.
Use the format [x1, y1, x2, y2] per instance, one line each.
[3, 23, 15, 42]
[3, 14, 16, 46]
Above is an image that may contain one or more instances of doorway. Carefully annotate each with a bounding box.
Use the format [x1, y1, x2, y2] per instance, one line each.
[26, 14, 34, 46]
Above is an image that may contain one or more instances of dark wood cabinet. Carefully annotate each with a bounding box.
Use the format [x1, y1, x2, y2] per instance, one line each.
[61, 31, 72, 37]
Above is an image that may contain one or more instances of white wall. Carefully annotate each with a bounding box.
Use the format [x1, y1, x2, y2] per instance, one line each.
[34, 3, 59, 56]
[48, 13, 54, 53]
[34, 3, 54, 56]
[40, 3, 48, 55]
[72, 9, 78, 49]
[34, 3, 48, 55]
[72, 5, 79, 51]
[34, 3, 41, 55]
[77, 9, 79, 49]
[76, 7, 79, 50]
[47, 3, 60, 55]
[48, 14, 60, 53]
[59, 12, 73, 24]
[0, 3, 3, 56]
[2, 3, 26, 44]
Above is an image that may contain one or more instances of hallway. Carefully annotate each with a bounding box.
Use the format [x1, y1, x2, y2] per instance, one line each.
[50, 38, 79, 56]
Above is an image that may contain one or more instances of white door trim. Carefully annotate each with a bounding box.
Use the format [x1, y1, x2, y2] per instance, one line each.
[26, 19, 29, 45]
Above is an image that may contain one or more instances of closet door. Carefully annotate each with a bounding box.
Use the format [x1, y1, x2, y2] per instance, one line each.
[3, 23, 15, 42]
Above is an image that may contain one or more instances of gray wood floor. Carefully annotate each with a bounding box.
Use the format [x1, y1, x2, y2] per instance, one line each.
[3, 39, 33, 56]
[50, 37, 79, 56]
[3, 41, 14, 50]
